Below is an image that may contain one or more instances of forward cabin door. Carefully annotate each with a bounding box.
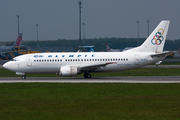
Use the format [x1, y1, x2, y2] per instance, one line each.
[27, 58, 32, 66]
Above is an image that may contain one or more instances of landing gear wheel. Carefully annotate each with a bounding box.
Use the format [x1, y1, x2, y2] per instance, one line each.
[84, 73, 91, 78]
[22, 75, 26, 79]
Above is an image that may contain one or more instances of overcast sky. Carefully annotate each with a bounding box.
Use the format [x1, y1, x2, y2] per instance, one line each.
[0, 0, 180, 41]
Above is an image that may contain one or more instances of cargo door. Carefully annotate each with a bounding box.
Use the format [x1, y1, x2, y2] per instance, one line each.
[134, 54, 139, 65]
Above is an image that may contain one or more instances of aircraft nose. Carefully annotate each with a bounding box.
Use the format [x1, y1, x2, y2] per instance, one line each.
[3, 62, 16, 71]
[3, 61, 19, 72]
[3, 62, 10, 69]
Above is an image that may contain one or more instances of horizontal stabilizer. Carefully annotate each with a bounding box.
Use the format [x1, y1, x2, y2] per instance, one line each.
[150, 51, 175, 57]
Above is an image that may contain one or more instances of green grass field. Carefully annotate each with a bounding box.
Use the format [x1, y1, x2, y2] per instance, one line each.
[0, 66, 180, 119]
[0, 83, 180, 120]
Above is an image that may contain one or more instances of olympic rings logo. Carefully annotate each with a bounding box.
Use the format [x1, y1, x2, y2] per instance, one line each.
[151, 28, 164, 45]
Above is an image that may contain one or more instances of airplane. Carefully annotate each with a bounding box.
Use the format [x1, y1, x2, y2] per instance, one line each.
[106, 43, 133, 52]
[0, 33, 31, 59]
[105, 43, 122, 52]
[0, 33, 25, 58]
[78, 45, 95, 52]
[0, 33, 23, 53]
[3, 20, 172, 79]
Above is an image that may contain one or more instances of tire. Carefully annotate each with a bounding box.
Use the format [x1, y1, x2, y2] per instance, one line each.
[22, 75, 26, 79]
[84, 74, 91, 78]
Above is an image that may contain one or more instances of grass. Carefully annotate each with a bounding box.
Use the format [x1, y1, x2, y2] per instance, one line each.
[0, 67, 180, 78]
[0, 83, 180, 120]
[0, 65, 180, 119]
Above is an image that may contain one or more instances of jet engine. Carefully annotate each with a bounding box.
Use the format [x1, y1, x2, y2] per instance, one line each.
[59, 66, 80, 76]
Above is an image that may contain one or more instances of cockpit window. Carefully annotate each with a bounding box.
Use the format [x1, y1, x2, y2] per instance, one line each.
[12, 59, 19, 61]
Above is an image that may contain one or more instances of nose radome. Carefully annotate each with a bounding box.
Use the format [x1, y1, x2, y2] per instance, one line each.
[3, 62, 9, 69]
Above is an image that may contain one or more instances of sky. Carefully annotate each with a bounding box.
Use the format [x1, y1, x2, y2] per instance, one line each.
[0, 0, 180, 41]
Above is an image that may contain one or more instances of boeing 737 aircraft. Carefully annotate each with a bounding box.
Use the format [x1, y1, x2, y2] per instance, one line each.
[3, 21, 172, 79]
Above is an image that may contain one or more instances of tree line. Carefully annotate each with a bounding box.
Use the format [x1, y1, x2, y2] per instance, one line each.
[2, 37, 180, 51]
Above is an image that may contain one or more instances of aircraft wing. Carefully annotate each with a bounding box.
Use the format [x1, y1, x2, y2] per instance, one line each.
[78, 62, 116, 71]
[150, 51, 176, 57]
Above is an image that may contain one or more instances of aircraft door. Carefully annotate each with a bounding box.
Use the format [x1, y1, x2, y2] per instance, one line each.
[27, 58, 32, 66]
[134, 54, 139, 65]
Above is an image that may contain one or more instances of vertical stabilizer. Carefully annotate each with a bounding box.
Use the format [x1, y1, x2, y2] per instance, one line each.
[106, 43, 111, 51]
[14, 33, 23, 46]
[140, 20, 170, 53]
[124, 21, 170, 53]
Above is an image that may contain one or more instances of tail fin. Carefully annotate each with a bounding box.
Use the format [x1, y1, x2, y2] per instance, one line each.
[105, 43, 111, 51]
[125, 20, 170, 53]
[13, 33, 23, 46]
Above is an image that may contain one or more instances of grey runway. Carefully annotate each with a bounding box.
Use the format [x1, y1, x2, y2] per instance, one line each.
[0, 76, 180, 83]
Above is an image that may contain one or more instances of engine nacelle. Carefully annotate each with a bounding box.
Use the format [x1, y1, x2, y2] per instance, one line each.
[59, 66, 80, 76]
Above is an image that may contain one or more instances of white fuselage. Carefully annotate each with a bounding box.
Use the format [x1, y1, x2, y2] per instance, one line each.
[3, 52, 164, 74]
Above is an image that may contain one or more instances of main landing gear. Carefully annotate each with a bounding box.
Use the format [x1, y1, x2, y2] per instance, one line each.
[84, 73, 91, 78]
[21, 75, 26, 79]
